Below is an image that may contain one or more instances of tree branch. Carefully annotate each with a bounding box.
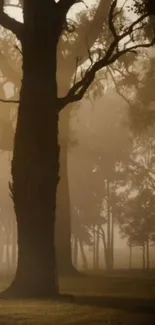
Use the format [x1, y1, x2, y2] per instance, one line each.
[0, 0, 23, 40]
[109, 0, 118, 40]
[58, 6, 155, 110]
[107, 66, 132, 107]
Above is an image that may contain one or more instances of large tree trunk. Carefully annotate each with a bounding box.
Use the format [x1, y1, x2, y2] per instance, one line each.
[1, 6, 61, 298]
[0, 0, 110, 279]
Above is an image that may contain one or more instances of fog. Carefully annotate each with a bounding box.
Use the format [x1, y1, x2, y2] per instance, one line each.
[0, 3, 155, 322]
[0, 85, 155, 274]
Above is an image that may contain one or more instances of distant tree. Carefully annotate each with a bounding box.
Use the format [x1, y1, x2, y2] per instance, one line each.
[71, 207, 93, 271]
[70, 100, 131, 271]
[118, 184, 155, 270]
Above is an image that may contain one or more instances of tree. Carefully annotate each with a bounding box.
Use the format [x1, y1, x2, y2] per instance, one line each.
[119, 189, 155, 269]
[0, 0, 154, 298]
[71, 207, 93, 271]
[69, 92, 131, 271]
[1, 0, 154, 277]
[115, 130, 155, 269]
[0, 0, 115, 276]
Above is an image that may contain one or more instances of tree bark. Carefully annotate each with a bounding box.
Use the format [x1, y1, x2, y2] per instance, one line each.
[1, 5, 61, 297]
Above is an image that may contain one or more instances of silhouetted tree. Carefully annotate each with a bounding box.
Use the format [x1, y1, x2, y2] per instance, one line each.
[1, 1, 154, 277]
[0, 1, 118, 276]
[1, 1, 115, 276]
[0, 0, 154, 298]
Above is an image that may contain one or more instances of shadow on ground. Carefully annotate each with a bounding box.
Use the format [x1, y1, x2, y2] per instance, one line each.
[72, 295, 155, 314]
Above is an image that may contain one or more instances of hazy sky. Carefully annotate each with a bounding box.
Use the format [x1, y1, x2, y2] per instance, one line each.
[5, 0, 134, 22]
[5, 0, 99, 22]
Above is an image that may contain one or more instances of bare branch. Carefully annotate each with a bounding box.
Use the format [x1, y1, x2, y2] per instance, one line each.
[0, 0, 23, 40]
[107, 67, 132, 107]
[108, 38, 155, 65]
[58, 6, 155, 110]
[109, 0, 118, 40]
[113, 0, 128, 19]
[73, 57, 81, 85]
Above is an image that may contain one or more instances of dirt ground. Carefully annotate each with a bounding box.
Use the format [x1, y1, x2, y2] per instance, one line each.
[0, 274, 154, 324]
[0, 299, 154, 325]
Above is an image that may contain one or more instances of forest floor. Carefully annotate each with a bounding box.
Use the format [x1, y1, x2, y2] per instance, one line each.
[0, 272, 154, 324]
[0, 299, 154, 325]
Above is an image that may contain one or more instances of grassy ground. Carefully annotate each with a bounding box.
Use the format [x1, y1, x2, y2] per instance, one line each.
[0, 273, 154, 324]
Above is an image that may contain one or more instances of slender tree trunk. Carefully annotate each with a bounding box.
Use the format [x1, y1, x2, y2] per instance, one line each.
[146, 239, 150, 270]
[107, 180, 111, 271]
[110, 209, 114, 270]
[142, 244, 146, 269]
[92, 225, 96, 270]
[1, 7, 61, 297]
[100, 227, 108, 269]
[129, 244, 132, 269]
[79, 239, 88, 271]
[95, 226, 100, 270]
[72, 235, 78, 269]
